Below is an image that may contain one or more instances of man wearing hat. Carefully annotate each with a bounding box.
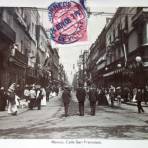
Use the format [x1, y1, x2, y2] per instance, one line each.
[76, 83, 86, 116]
[109, 85, 115, 107]
[88, 84, 98, 116]
[36, 84, 43, 110]
[116, 86, 122, 106]
[136, 88, 144, 113]
[62, 85, 71, 117]
[0, 87, 7, 111]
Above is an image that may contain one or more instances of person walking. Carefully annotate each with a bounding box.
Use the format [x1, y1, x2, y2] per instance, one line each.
[7, 83, 18, 115]
[24, 84, 30, 102]
[109, 85, 115, 107]
[55, 86, 59, 96]
[98, 88, 109, 106]
[144, 85, 148, 104]
[41, 86, 47, 106]
[62, 86, 71, 117]
[29, 84, 36, 110]
[16, 84, 22, 99]
[88, 85, 98, 116]
[46, 86, 51, 102]
[136, 88, 144, 113]
[36, 85, 43, 110]
[0, 87, 7, 111]
[116, 86, 122, 106]
[76, 83, 86, 116]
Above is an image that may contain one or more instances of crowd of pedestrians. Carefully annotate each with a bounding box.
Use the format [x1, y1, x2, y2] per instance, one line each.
[0, 82, 59, 115]
[61, 83, 148, 117]
[1, 81, 148, 117]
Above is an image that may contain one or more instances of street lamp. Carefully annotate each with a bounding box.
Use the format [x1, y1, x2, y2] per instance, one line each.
[117, 63, 122, 68]
[105, 67, 108, 71]
[135, 56, 142, 63]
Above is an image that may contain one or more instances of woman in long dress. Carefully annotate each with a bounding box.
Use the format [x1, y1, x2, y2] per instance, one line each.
[41, 87, 47, 106]
[7, 83, 18, 115]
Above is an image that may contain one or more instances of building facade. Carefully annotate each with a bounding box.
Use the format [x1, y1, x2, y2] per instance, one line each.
[0, 8, 16, 88]
[87, 7, 148, 89]
[0, 7, 61, 89]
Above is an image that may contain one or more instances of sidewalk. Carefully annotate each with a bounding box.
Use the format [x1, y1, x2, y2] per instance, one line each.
[0, 107, 29, 118]
[0, 95, 57, 118]
[123, 101, 148, 107]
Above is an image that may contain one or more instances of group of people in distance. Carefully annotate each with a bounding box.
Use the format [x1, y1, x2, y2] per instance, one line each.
[61, 83, 148, 117]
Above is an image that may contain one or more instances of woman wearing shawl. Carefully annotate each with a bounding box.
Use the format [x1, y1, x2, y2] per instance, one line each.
[7, 83, 18, 115]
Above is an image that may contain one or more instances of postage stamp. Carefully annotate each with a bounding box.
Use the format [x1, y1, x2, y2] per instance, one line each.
[48, 1, 87, 44]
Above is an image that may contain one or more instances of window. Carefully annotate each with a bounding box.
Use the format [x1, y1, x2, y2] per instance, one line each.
[142, 23, 148, 45]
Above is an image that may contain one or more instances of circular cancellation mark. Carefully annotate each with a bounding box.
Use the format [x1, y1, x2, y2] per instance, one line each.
[48, 1, 87, 44]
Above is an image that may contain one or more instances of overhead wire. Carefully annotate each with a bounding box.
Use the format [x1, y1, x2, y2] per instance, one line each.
[22, 7, 138, 17]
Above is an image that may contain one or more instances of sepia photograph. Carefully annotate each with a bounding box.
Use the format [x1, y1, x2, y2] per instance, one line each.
[0, 0, 148, 143]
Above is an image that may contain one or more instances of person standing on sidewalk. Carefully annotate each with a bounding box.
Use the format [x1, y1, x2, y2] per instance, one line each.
[7, 83, 18, 115]
[62, 86, 71, 117]
[24, 84, 30, 102]
[29, 84, 36, 110]
[109, 85, 115, 107]
[76, 83, 86, 116]
[144, 85, 148, 104]
[116, 86, 122, 106]
[136, 88, 144, 113]
[88, 84, 98, 116]
[0, 87, 7, 111]
[36, 85, 43, 110]
[41, 86, 47, 106]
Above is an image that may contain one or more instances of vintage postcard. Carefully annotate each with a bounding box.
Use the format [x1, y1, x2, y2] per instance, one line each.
[0, 0, 148, 147]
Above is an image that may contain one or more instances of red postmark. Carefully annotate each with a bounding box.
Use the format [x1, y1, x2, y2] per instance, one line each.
[49, 1, 87, 44]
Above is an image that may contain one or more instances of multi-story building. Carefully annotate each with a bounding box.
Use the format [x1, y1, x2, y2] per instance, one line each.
[26, 8, 40, 84]
[87, 27, 107, 87]
[0, 7, 64, 89]
[77, 50, 89, 87]
[87, 7, 148, 89]
[0, 8, 16, 88]
[36, 25, 54, 86]
[104, 7, 148, 88]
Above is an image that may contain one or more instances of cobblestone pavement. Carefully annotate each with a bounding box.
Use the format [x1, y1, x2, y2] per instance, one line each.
[0, 91, 148, 139]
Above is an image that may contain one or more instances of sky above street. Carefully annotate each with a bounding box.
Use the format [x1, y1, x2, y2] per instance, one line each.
[39, 2, 117, 84]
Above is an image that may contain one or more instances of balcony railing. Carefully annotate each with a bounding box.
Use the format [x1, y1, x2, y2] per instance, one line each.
[10, 49, 28, 65]
[15, 50, 28, 64]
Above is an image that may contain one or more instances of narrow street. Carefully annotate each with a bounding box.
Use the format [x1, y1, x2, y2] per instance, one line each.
[0, 91, 148, 139]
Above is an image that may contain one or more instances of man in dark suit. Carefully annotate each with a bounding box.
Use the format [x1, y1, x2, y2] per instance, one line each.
[62, 86, 71, 117]
[76, 84, 86, 116]
[36, 85, 43, 110]
[88, 85, 98, 116]
[136, 88, 144, 113]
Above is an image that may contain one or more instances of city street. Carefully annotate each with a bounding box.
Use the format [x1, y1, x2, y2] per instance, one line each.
[0, 91, 148, 139]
